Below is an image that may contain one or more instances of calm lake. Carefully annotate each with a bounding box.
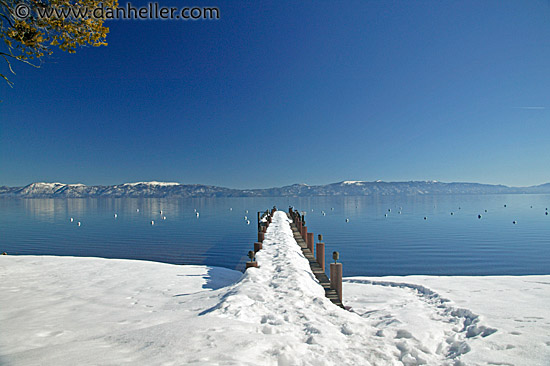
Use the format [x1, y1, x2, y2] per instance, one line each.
[1, 195, 549, 276]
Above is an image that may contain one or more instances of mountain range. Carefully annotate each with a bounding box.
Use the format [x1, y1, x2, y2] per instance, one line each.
[1, 180, 549, 198]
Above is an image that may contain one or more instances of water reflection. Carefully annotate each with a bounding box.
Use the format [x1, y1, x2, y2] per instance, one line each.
[1, 194, 550, 275]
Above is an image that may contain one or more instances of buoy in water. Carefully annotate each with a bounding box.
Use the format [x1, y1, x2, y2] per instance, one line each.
[77, 222, 81, 226]
[478, 214, 482, 219]
[70, 217, 74, 222]
[151, 220, 154, 225]
[513, 221, 517, 224]
[114, 213, 117, 218]
[246, 220, 250, 225]
[196, 212, 199, 218]
[345, 218, 349, 222]
[424, 217, 427, 220]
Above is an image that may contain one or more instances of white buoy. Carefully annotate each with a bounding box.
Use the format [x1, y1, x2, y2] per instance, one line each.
[114, 213, 118, 218]
[137, 209, 140, 212]
[160, 210, 163, 214]
[246, 220, 250, 225]
[70, 217, 74, 222]
[151, 220, 155, 225]
[194, 208, 197, 212]
[230, 208, 233, 211]
[245, 210, 248, 214]
[424, 217, 427, 220]
[513, 220, 517, 224]
[345, 218, 349, 222]
[384, 214, 387, 217]
[163, 216, 166, 220]
[77, 222, 81, 226]
[196, 212, 199, 218]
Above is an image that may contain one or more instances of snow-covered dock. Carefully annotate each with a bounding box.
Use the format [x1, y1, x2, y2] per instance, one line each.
[1, 211, 549, 365]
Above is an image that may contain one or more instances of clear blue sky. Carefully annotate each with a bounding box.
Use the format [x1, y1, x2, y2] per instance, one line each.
[1, 0, 549, 188]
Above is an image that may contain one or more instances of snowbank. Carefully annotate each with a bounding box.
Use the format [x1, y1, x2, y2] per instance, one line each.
[1, 211, 548, 365]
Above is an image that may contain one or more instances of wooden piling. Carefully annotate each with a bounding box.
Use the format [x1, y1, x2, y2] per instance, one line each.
[307, 232, 314, 254]
[254, 241, 262, 253]
[302, 225, 307, 240]
[258, 231, 264, 242]
[246, 261, 258, 269]
[316, 241, 325, 271]
[330, 263, 343, 302]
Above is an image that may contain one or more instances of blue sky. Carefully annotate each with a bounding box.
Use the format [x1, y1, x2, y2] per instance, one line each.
[1, 0, 549, 188]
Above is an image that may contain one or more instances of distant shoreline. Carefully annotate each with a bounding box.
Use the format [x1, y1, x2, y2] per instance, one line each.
[2, 180, 550, 198]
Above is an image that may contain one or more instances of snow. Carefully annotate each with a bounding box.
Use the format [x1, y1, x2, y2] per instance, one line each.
[1, 211, 549, 365]
[342, 181, 365, 185]
[122, 181, 181, 186]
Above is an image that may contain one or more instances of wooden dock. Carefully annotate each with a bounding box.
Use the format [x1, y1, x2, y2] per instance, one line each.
[287, 214, 344, 308]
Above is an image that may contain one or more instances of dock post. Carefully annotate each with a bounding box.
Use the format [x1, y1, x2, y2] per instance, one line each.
[254, 241, 262, 252]
[258, 231, 264, 242]
[246, 261, 258, 269]
[307, 232, 314, 254]
[302, 225, 307, 240]
[316, 234, 325, 271]
[330, 262, 343, 302]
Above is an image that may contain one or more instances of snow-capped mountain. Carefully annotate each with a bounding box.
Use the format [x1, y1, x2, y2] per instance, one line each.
[1, 180, 549, 198]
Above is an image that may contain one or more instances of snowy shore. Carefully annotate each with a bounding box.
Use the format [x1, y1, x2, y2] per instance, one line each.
[1, 211, 549, 365]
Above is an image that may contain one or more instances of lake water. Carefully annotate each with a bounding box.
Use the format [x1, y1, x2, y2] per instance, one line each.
[1, 195, 549, 276]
